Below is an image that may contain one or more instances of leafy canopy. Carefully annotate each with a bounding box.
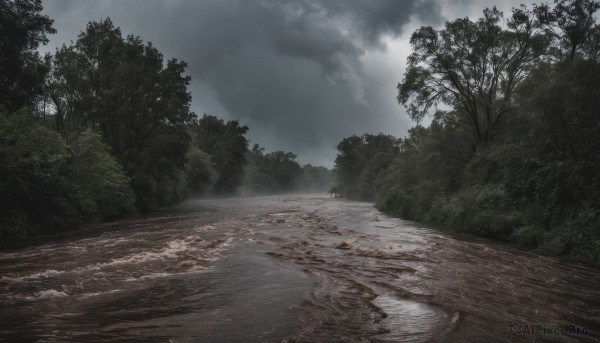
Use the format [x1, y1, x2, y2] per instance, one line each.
[0, 0, 55, 112]
[398, 7, 546, 146]
[49, 18, 195, 210]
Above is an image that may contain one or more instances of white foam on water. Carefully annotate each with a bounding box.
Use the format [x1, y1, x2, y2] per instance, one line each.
[195, 225, 216, 232]
[373, 295, 445, 342]
[85, 239, 193, 269]
[2, 234, 235, 289]
[124, 272, 172, 282]
[78, 289, 122, 298]
[95, 237, 128, 248]
[268, 213, 288, 217]
[123, 266, 210, 282]
[34, 289, 69, 299]
[1, 269, 65, 283]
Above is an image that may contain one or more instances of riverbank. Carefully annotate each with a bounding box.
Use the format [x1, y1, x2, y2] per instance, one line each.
[374, 198, 600, 270]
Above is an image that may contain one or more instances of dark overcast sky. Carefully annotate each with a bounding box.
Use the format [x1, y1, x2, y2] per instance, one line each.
[40, 0, 534, 168]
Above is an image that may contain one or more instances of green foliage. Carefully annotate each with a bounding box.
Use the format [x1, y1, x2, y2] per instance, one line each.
[68, 130, 135, 221]
[130, 174, 157, 212]
[0, 112, 135, 238]
[240, 144, 303, 195]
[298, 164, 333, 193]
[241, 164, 277, 196]
[535, 0, 600, 59]
[373, 117, 471, 219]
[563, 210, 600, 264]
[261, 151, 302, 192]
[433, 185, 517, 239]
[0, 0, 55, 112]
[398, 6, 546, 145]
[155, 167, 189, 207]
[334, 133, 399, 200]
[189, 114, 249, 194]
[49, 18, 195, 211]
[510, 226, 545, 249]
[131, 147, 191, 211]
[186, 147, 218, 195]
[0, 111, 74, 237]
[337, 0, 600, 266]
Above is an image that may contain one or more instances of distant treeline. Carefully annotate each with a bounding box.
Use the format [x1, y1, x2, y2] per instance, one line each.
[0, 0, 331, 239]
[333, 0, 600, 266]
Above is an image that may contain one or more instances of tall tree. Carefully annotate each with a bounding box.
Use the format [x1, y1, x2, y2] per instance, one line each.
[334, 134, 399, 199]
[0, 0, 55, 112]
[398, 7, 546, 147]
[241, 144, 276, 195]
[190, 114, 249, 194]
[334, 135, 366, 198]
[0, 113, 135, 238]
[262, 151, 302, 192]
[186, 146, 218, 195]
[241, 144, 305, 194]
[535, 0, 600, 60]
[49, 19, 195, 210]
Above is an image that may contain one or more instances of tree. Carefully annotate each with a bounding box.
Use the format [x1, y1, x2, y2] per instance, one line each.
[189, 114, 249, 194]
[398, 7, 546, 147]
[262, 151, 302, 192]
[507, 56, 600, 211]
[241, 144, 274, 195]
[334, 134, 399, 199]
[330, 0, 600, 266]
[299, 164, 333, 192]
[241, 144, 305, 195]
[186, 147, 218, 195]
[68, 130, 135, 221]
[49, 19, 195, 210]
[0, 111, 73, 237]
[375, 117, 471, 216]
[0, 112, 135, 238]
[535, 0, 600, 60]
[0, 0, 55, 112]
[334, 135, 367, 198]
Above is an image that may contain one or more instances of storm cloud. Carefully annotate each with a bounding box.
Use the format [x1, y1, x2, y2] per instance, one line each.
[40, 0, 531, 167]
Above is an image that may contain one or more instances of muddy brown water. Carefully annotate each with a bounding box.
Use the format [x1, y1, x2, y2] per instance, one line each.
[1, 194, 599, 342]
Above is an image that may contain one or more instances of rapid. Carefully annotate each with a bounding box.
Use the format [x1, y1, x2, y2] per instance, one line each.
[1, 195, 599, 342]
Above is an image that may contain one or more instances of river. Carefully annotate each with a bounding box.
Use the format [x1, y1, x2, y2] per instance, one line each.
[1, 194, 599, 342]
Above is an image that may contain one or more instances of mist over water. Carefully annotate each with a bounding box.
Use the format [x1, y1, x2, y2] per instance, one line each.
[1, 194, 599, 342]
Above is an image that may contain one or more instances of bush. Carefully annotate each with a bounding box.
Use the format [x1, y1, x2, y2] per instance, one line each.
[186, 147, 218, 195]
[376, 187, 415, 219]
[0, 113, 136, 238]
[156, 166, 189, 206]
[0, 112, 77, 237]
[131, 174, 158, 212]
[68, 130, 135, 221]
[424, 184, 516, 239]
[553, 210, 600, 265]
[510, 226, 545, 249]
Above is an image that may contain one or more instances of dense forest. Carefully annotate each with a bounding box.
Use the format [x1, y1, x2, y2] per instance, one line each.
[334, 0, 600, 266]
[0, 0, 331, 239]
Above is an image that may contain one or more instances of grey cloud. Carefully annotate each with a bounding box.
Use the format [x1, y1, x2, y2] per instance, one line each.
[42, 0, 445, 167]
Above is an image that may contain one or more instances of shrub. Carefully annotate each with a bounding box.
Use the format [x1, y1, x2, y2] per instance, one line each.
[68, 130, 135, 221]
[0, 114, 137, 238]
[0, 112, 76, 237]
[186, 147, 218, 195]
[510, 226, 545, 249]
